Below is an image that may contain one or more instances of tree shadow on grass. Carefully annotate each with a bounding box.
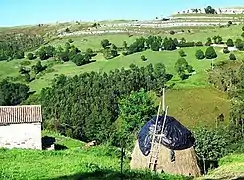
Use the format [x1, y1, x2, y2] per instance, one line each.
[49, 169, 183, 180]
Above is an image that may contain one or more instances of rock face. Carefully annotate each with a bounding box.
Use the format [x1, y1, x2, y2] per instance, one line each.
[130, 141, 201, 177]
[0, 123, 42, 149]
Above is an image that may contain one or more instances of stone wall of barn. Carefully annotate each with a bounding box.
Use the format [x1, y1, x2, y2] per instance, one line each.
[0, 123, 42, 150]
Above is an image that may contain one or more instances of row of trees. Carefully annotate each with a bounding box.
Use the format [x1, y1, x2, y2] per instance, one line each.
[34, 42, 96, 66]
[195, 47, 217, 60]
[0, 33, 44, 61]
[39, 63, 170, 143]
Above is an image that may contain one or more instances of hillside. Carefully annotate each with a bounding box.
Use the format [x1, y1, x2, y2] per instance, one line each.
[199, 153, 244, 180]
[0, 131, 189, 180]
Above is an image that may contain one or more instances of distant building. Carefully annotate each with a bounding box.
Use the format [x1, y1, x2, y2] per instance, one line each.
[0, 105, 42, 150]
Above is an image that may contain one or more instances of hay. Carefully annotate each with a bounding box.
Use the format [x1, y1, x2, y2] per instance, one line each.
[130, 141, 201, 177]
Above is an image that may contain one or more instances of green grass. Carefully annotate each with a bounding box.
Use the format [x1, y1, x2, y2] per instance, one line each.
[200, 154, 244, 179]
[49, 34, 140, 51]
[0, 131, 190, 180]
[27, 46, 244, 93]
[169, 24, 244, 42]
[165, 87, 230, 128]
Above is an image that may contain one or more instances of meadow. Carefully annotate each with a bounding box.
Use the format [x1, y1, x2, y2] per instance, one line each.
[1, 29, 241, 128]
[0, 131, 190, 180]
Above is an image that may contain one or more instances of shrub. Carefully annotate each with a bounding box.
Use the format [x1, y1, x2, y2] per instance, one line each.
[195, 49, 205, 60]
[27, 53, 36, 60]
[228, 21, 232, 26]
[229, 53, 236, 60]
[20, 61, 31, 66]
[68, 39, 73, 43]
[205, 47, 217, 59]
[226, 39, 234, 47]
[178, 49, 186, 57]
[223, 47, 230, 54]
[169, 30, 175, 35]
[141, 55, 147, 61]
[195, 41, 203, 46]
[14, 51, 25, 59]
[235, 39, 244, 50]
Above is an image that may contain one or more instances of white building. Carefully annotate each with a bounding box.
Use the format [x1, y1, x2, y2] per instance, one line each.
[0, 105, 42, 150]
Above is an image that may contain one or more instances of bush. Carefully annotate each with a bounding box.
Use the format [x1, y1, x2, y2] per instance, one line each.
[68, 39, 73, 43]
[195, 49, 205, 60]
[229, 53, 236, 60]
[205, 47, 217, 59]
[195, 41, 203, 46]
[27, 53, 36, 60]
[14, 51, 25, 59]
[141, 55, 147, 61]
[178, 42, 195, 48]
[20, 61, 31, 66]
[223, 47, 230, 54]
[169, 30, 175, 35]
[179, 49, 186, 57]
[226, 39, 234, 47]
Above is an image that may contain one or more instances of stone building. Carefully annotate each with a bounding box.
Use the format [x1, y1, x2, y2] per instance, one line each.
[0, 105, 42, 150]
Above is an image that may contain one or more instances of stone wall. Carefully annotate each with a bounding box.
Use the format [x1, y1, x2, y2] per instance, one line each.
[0, 123, 42, 150]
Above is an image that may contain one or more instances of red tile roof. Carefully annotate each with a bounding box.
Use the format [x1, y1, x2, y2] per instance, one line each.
[0, 105, 42, 124]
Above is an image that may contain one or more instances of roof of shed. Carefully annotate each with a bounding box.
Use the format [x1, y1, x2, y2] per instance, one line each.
[0, 105, 42, 124]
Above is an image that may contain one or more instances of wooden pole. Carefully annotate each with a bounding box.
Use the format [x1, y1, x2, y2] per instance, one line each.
[162, 88, 165, 113]
[202, 155, 206, 175]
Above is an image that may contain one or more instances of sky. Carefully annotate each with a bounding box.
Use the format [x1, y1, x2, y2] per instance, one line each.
[0, 0, 244, 27]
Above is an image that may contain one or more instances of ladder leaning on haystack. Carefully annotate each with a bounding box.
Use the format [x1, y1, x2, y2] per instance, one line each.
[148, 88, 169, 171]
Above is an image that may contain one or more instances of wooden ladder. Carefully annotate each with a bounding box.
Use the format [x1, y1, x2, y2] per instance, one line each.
[148, 106, 168, 171]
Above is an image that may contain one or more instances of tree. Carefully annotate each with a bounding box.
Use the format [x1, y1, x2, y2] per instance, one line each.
[229, 53, 236, 60]
[228, 21, 232, 26]
[0, 79, 29, 105]
[179, 49, 186, 57]
[86, 48, 97, 58]
[223, 47, 230, 54]
[241, 32, 244, 38]
[151, 41, 161, 51]
[205, 47, 217, 59]
[101, 39, 111, 49]
[194, 127, 238, 161]
[195, 49, 205, 59]
[72, 54, 91, 66]
[123, 41, 128, 50]
[32, 61, 44, 74]
[204, 6, 216, 14]
[173, 38, 179, 47]
[242, 26, 244, 32]
[14, 51, 25, 59]
[113, 89, 157, 148]
[68, 39, 73, 43]
[141, 55, 147, 61]
[226, 39, 234, 47]
[27, 53, 36, 60]
[163, 37, 176, 51]
[175, 58, 193, 80]
[205, 37, 212, 46]
[235, 39, 244, 50]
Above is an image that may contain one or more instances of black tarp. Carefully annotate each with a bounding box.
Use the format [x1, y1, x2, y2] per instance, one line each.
[138, 115, 195, 156]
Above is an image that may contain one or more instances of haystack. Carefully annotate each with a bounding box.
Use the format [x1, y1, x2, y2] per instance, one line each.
[130, 115, 201, 177]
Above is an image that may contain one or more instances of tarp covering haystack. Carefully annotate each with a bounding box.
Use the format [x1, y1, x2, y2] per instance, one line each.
[130, 115, 201, 177]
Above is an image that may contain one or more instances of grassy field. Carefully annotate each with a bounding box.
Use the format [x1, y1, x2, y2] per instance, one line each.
[201, 153, 244, 179]
[165, 87, 230, 128]
[26, 46, 244, 93]
[0, 131, 190, 180]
